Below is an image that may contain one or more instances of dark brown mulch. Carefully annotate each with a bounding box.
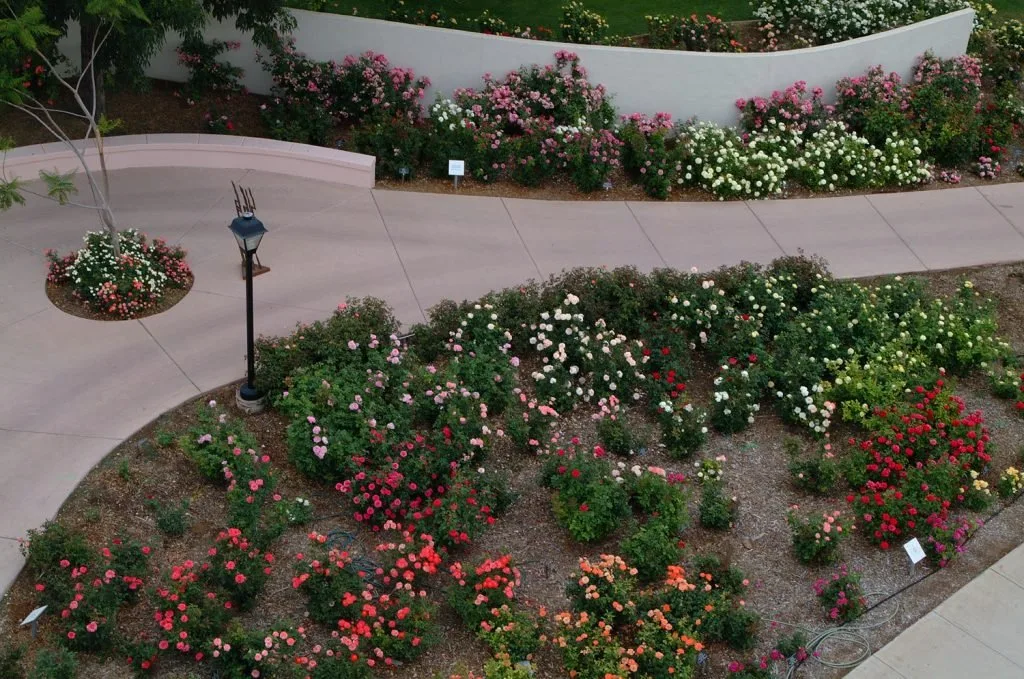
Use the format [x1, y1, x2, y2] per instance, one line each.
[45, 276, 193, 322]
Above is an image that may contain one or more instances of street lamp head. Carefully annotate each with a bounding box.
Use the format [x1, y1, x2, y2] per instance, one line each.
[229, 212, 267, 254]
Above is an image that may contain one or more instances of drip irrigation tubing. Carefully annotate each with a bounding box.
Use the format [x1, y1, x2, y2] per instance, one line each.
[774, 487, 1024, 677]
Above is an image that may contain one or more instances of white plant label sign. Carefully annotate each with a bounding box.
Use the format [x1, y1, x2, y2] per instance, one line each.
[904, 537, 926, 564]
[448, 159, 465, 176]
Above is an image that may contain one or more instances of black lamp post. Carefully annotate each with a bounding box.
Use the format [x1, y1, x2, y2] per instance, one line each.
[228, 212, 268, 404]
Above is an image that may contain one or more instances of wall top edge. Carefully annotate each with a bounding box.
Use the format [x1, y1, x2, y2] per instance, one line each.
[285, 7, 975, 59]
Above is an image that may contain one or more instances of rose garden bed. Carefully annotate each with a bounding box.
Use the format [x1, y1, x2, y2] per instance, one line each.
[3, 256, 1024, 679]
[4, 6, 1024, 207]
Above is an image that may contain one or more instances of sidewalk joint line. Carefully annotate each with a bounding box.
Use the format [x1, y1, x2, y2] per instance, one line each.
[369, 190, 427, 325]
[741, 201, 787, 258]
[864, 195, 929, 271]
[137, 319, 201, 393]
[0, 307, 50, 335]
[0, 426, 121, 441]
[976, 187, 1024, 240]
[624, 202, 669, 268]
[172, 195, 230, 246]
[0, 233, 43, 258]
[991, 568, 1024, 592]
[500, 198, 544, 279]
[937, 611, 1024, 669]
[0, 536, 22, 542]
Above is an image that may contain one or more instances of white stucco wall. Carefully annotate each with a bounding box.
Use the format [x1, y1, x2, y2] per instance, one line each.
[61, 8, 974, 126]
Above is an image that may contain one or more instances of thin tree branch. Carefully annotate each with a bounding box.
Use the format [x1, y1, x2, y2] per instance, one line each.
[75, 21, 116, 93]
[16, 186, 106, 210]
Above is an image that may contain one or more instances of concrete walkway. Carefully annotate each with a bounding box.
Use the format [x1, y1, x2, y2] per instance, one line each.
[848, 542, 1024, 678]
[3, 168, 1024, 674]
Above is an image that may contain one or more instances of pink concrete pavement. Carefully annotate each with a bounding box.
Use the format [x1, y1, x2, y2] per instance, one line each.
[2, 166, 1024, 675]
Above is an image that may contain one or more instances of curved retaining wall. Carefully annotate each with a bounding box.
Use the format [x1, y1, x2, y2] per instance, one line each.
[68, 8, 975, 126]
[3, 134, 376, 188]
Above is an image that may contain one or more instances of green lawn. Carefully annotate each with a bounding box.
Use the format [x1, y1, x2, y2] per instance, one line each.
[991, 0, 1024, 21]
[326, 0, 1024, 32]
[334, 0, 755, 35]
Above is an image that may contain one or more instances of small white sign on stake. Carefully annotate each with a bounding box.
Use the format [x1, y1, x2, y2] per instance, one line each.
[448, 159, 465, 190]
[904, 537, 926, 565]
[20, 605, 47, 638]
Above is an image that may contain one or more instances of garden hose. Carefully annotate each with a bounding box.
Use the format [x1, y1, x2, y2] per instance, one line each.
[773, 486, 1024, 677]
[766, 591, 900, 678]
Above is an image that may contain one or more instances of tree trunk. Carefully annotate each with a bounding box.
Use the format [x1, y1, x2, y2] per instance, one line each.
[79, 19, 106, 119]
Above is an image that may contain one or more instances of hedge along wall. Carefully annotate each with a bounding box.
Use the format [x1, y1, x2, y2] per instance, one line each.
[61, 8, 974, 126]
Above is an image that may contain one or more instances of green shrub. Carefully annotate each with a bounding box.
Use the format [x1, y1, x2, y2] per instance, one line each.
[699, 481, 736, 531]
[254, 296, 399, 396]
[553, 479, 630, 543]
[293, 539, 365, 625]
[176, 36, 244, 97]
[21, 522, 93, 609]
[352, 115, 425, 180]
[147, 498, 190, 537]
[0, 644, 24, 679]
[259, 96, 333, 146]
[596, 415, 638, 456]
[28, 649, 76, 679]
[180, 402, 260, 483]
[630, 472, 688, 531]
[787, 440, 839, 495]
[703, 601, 760, 651]
[620, 522, 682, 581]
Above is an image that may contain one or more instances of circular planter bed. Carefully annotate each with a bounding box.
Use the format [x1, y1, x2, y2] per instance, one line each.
[43, 229, 195, 321]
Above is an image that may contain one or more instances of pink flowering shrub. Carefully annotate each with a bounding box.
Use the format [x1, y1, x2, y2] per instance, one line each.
[736, 80, 833, 133]
[452, 51, 612, 131]
[427, 52, 620, 190]
[787, 508, 852, 564]
[831, 66, 913, 144]
[175, 36, 244, 97]
[257, 35, 427, 145]
[205, 528, 275, 610]
[975, 155, 1001, 179]
[449, 554, 542, 660]
[645, 13, 744, 52]
[259, 35, 428, 124]
[619, 112, 681, 199]
[22, 525, 152, 654]
[813, 564, 866, 622]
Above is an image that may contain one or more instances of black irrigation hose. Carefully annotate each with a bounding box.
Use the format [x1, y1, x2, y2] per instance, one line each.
[783, 487, 1024, 677]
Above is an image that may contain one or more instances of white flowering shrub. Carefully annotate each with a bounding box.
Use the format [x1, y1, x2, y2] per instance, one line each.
[656, 398, 709, 459]
[772, 379, 836, 435]
[792, 121, 931, 191]
[528, 295, 648, 412]
[677, 122, 791, 200]
[753, 0, 969, 45]
[710, 357, 763, 433]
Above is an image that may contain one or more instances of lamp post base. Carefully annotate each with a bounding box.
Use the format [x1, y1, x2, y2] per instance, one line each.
[236, 385, 266, 414]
